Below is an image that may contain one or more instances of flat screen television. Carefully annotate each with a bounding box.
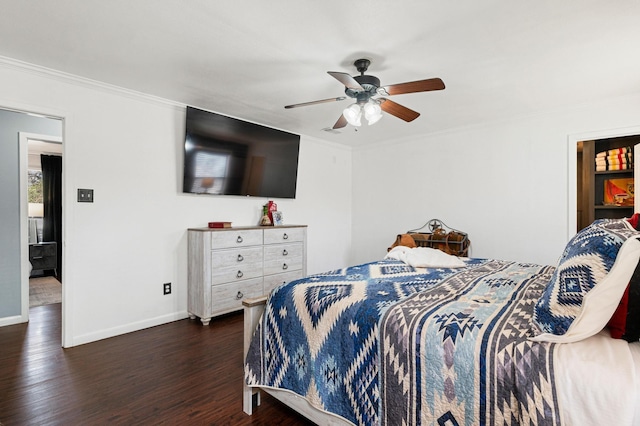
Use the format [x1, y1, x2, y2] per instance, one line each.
[183, 106, 300, 199]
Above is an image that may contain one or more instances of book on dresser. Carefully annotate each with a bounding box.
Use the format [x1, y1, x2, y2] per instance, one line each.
[187, 225, 307, 325]
[208, 221, 232, 228]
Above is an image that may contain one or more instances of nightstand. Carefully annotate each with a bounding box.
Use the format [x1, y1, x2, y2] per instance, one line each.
[29, 241, 57, 276]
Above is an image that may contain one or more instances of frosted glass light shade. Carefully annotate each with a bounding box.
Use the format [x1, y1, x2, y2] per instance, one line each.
[364, 101, 382, 125]
[343, 103, 362, 127]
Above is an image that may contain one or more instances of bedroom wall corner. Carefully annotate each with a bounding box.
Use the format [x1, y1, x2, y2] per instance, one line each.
[350, 92, 640, 267]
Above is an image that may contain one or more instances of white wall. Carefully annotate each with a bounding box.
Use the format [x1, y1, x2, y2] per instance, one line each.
[0, 60, 352, 346]
[351, 93, 640, 267]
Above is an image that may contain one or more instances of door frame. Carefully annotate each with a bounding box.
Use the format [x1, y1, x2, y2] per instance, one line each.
[19, 132, 63, 323]
[567, 125, 640, 240]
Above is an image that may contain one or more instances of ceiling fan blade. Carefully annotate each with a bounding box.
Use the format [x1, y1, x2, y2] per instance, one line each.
[379, 98, 420, 122]
[285, 96, 346, 109]
[327, 71, 364, 91]
[333, 114, 347, 129]
[379, 78, 445, 96]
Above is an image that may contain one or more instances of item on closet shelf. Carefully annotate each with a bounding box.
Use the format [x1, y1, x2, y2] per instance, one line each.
[604, 178, 634, 206]
[407, 218, 470, 257]
[595, 146, 633, 172]
[208, 221, 232, 228]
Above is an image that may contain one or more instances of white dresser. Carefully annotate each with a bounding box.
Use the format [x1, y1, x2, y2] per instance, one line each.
[187, 225, 307, 325]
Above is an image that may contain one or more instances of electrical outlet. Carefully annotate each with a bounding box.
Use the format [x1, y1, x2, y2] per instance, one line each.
[163, 282, 171, 295]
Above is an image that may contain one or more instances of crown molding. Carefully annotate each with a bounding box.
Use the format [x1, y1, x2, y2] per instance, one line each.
[0, 55, 183, 108]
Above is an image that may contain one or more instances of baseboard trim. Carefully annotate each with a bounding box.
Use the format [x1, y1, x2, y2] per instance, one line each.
[69, 311, 190, 347]
[0, 314, 27, 327]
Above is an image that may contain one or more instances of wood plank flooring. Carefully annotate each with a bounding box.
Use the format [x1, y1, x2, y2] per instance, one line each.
[0, 304, 312, 425]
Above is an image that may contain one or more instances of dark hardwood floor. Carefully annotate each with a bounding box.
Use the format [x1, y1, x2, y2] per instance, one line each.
[0, 304, 312, 425]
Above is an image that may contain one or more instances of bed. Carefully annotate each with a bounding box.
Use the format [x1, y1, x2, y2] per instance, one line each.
[243, 218, 640, 425]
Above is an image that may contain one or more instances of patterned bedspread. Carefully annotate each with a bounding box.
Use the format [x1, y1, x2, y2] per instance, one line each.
[245, 258, 559, 425]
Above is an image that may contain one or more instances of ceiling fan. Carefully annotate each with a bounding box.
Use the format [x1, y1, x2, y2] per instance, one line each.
[285, 58, 445, 129]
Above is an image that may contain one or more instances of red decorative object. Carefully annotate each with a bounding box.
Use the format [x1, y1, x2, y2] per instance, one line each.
[267, 201, 277, 223]
[208, 222, 232, 228]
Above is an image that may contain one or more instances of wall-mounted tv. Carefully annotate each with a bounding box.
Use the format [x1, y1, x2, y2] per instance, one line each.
[183, 106, 300, 199]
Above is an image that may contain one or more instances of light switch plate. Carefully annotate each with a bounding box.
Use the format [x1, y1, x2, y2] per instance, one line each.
[77, 188, 94, 203]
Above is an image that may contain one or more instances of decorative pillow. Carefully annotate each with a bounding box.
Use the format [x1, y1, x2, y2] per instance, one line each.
[606, 276, 640, 342]
[606, 213, 640, 341]
[607, 285, 629, 339]
[530, 218, 640, 343]
[628, 212, 640, 230]
[621, 267, 640, 342]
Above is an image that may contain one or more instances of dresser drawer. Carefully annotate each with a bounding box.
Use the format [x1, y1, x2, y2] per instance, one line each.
[211, 278, 264, 315]
[264, 256, 303, 276]
[211, 229, 263, 249]
[263, 270, 304, 294]
[211, 246, 263, 269]
[263, 243, 302, 262]
[264, 227, 305, 245]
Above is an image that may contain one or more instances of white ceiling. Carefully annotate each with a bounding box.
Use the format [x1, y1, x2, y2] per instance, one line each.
[1, 1, 639, 147]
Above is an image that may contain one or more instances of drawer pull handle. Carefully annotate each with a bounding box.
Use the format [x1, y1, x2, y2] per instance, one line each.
[237, 254, 244, 262]
[282, 249, 288, 256]
[236, 236, 243, 243]
[236, 291, 244, 299]
[237, 270, 244, 278]
[283, 233, 289, 240]
[32, 256, 44, 260]
[282, 263, 288, 270]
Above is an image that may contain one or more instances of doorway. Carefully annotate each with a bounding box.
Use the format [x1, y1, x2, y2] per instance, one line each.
[22, 135, 63, 308]
[569, 126, 640, 238]
[576, 135, 640, 232]
[0, 108, 62, 331]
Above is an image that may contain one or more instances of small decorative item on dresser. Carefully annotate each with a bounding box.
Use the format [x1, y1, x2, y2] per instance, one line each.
[260, 204, 272, 226]
[208, 221, 232, 228]
[272, 211, 284, 226]
[266, 200, 278, 223]
[259, 214, 272, 226]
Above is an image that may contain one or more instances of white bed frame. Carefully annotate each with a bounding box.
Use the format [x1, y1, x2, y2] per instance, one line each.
[243, 297, 354, 425]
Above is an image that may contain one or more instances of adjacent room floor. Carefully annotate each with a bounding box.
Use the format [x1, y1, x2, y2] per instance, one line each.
[29, 276, 61, 307]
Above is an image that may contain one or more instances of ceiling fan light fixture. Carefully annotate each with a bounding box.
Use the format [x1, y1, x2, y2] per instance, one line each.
[364, 100, 382, 125]
[285, 59, 444, 129]
[343, 103, 362, 127]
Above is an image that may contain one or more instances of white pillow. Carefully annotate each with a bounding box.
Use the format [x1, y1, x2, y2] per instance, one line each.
[385, 246, 466, 268]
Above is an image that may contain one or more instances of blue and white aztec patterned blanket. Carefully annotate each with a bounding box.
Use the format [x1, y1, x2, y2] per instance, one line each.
[245, 258, 559, 425]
